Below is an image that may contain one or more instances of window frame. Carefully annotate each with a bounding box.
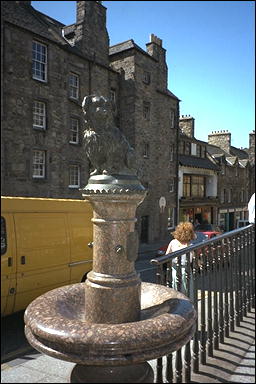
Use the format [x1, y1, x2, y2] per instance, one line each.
[185, 141, 191, 155]
[183, 175, 191, 197]
[143, 71, 151, 84]
[143, 143, 150, 158]
[69, 164, 80, 188]
[33, 100, 46, 130]
[191, 175, 205, 198]
[169, 177, 175, 193]
[110, 89, 116, 104]
[32, 40, 47, 82]
[170, 110, 175, 129]
[196, 144, 201, 157]
[143, 101, 150, 120]
[68, 72, 79, 100]
[170, 144, 174, 162]
[32, 150, 46, 179]
[69, 118, 79, 144]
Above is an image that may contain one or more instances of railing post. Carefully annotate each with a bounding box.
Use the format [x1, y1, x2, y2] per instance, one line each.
[223, 238, 230, 338]
[207, 245, 213, 357]
[175, 348, 183, 383]
[213, 243, 219, 350]
[166, 353, 173, 383]
[229, 236, 235, 332]
[218, 243, 224, 345]
[156, 357, 163, 383]
[192, 252, 199, 373]
[200, 248, 207, 365]
[241, 231, 247, 317]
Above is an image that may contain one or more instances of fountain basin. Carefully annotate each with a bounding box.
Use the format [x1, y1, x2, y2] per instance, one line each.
[24, 282, 196, 366]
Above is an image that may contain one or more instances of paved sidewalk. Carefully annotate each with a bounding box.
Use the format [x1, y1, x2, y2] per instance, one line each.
[1, 310, 254, 383]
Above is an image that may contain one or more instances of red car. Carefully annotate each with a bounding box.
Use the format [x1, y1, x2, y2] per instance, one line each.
[194, 224, 222, 239]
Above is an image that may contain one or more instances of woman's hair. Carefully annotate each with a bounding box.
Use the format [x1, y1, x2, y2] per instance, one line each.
[172, 222, 195, 243]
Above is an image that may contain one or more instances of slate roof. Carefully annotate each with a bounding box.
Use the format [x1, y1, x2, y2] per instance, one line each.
[179, 155, 220, 171]
[230, 146, 249, 159]
[207, 143, 231, 158]
[207, 143, 249, 160]
[2, 1, 67, 46]
[2, 1, 106, 63]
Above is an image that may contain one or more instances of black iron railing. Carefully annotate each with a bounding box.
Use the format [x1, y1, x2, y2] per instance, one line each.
[150, 224, 255, 383]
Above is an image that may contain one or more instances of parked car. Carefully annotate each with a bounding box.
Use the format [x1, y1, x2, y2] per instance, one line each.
[194, 223, 222, 239]
[156, 231, 208, 257]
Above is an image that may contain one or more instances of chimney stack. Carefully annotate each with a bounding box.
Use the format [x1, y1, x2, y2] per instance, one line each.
[208, 130, 231, 153]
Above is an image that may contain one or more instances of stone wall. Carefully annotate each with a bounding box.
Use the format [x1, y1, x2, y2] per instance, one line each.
[1, 21, 118, 199]
[110, 37, 179, 242]
[1, 2, 179, 243]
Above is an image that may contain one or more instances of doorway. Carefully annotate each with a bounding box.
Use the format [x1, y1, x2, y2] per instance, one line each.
[140, 215, 149, 243]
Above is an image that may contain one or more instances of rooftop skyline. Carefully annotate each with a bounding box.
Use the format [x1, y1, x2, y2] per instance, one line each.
[31, 1, 255, 149]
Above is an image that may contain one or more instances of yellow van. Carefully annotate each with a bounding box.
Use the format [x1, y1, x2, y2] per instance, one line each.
[1, 196, 93, 317]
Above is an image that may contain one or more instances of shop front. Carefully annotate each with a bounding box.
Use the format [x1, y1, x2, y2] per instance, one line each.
[179, 206, 214, 226]
[218, 207, 248, 232]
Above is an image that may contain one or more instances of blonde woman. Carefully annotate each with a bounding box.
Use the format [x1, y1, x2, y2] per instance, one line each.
[165, 222, 196, 297]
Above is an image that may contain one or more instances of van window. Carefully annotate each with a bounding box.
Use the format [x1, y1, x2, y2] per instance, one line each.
[1, 217, 7, 255]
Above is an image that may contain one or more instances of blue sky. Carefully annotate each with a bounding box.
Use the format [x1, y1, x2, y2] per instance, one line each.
[31, 1, 255, 149]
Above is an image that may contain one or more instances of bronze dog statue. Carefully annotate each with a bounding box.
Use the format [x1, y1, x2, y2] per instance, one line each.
[82, 95, 136, 176]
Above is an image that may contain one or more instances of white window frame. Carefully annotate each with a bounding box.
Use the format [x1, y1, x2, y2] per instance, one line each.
[33, 101, 46, 129]
[69, 118, 79, 144]
[32, 150, 46, 178]
[69, 73, 79, 100]
[69, 165, 80, 188]
[32, 41, 47, 82]
[170, 110, 175, 128]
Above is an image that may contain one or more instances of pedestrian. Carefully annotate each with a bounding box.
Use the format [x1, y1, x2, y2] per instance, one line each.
[165, 221, 196, 297]
[248, 193, 255, 224]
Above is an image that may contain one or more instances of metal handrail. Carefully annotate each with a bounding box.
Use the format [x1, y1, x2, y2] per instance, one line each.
[150, 224, 254, 266]
[149, 224, 255, 383]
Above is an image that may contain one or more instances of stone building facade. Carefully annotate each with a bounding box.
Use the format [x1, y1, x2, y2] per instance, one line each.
[178, 116, 220, 226]
[207, 130, 254, 230]
[178, 117, 255, 231]
[1, 1, 180, 243]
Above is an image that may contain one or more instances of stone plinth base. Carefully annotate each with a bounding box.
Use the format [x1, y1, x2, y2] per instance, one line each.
[70, 363, 154, 383]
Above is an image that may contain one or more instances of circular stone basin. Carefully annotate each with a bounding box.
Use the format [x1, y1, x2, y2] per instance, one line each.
[24, 282, 196, 366]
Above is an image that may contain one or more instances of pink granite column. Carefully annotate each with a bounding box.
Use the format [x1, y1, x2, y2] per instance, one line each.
[82, 191, 146, 324]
